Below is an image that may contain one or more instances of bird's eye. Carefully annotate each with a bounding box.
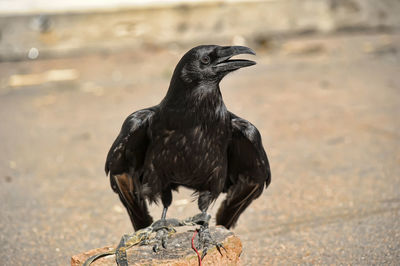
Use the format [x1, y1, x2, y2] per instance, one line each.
[200, 55, 210, 65]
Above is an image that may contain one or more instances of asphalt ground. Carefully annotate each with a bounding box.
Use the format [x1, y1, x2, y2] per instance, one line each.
[0, 32, 399, 265]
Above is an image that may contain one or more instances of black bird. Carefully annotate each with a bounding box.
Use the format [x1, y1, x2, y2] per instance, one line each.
[105, 45, 271, 252]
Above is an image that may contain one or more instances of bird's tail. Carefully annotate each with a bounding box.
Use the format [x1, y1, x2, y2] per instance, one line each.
[111, 173, 153, 231]
[216, 182, 263, 229]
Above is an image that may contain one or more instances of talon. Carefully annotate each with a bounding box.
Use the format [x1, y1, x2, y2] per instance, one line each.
[153, 243, 159, 252]
[162, 234, 168, 249]
[201, 247, 208, 260]
[149, 220, 180, 252]
[216, 242, 226, 255]
[194, 222, 224, 260]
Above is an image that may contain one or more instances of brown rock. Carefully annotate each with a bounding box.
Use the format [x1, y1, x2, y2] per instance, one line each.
[71, 226, 242, 266]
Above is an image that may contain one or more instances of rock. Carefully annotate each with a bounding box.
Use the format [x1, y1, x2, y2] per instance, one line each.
[71, 226, 242, 266]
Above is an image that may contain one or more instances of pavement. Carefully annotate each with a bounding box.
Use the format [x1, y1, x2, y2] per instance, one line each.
[0, 32, 399, 265]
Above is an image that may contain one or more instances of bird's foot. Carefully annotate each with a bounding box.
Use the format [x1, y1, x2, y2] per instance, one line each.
[183, 212, 225, 258]
[183, 212, 211, 226]
[195, 223, 226, 259]
[85, 219, 184, 266]
[147, 218, 182, 252]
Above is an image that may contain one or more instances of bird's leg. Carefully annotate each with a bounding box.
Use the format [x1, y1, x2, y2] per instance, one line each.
[190, 212, 225, 259]
[184, 191, 225, 259]
[182, 190, 213, 227]
[161, 207, 167, 220]
[150, 207, 171, 251]
[150, 189, 182, 252]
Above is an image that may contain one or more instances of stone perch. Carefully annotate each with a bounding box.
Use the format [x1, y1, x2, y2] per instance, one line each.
[71, 226, 242, 266]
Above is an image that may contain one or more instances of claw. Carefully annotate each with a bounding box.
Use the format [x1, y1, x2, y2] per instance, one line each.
[215, 242, 227, 256]
[85, 217, 185, 265]
[151, 223, 177, 252]
[201, 246, 209, 260]
[153, 229, 165, 252]
[195, 223, 224, 260]
[162, 236, 168, 249]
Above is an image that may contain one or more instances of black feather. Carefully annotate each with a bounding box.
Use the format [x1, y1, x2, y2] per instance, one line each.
[105, 45, 270, 230]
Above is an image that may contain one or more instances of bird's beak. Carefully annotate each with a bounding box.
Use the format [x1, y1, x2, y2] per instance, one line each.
[213, 46, 256, 72]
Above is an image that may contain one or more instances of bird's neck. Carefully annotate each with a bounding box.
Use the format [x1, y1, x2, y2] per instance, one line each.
[160, 78, 228, 125]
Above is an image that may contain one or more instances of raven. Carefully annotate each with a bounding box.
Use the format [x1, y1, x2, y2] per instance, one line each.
[105, 45, 271, 252]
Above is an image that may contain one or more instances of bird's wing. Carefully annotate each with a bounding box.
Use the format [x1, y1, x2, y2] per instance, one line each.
[105, 108, 155, 230]
[216, 112, 271, 229]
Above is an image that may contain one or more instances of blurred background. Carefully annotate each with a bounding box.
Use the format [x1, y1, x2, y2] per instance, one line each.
[0, 0, 399, 265]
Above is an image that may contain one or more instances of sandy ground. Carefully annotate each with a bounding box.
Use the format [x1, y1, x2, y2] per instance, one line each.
[0, 32, 399, 265]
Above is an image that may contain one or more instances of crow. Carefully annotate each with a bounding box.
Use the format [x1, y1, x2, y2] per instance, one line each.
[105, 45, 271, 253]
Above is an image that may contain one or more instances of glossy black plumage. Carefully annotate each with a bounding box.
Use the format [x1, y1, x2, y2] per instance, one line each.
[105, 45, 271, 231]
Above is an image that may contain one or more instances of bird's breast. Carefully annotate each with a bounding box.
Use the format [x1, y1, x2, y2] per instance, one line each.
[144, 123, 230, 189]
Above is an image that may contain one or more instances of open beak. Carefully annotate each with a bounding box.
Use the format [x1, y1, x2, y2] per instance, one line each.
[213, 46, 256, 72]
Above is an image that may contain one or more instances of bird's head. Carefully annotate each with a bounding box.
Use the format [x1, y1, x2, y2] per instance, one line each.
[172, 45, 256, 85]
